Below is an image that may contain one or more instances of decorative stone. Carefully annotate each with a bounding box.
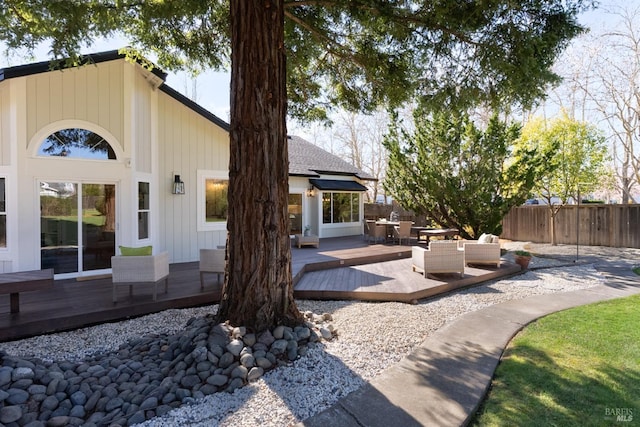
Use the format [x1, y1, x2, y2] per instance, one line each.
[272, 325, 285, 339]
[295, 326, 311, 340]
[104, 397, 124, 412]
[6, 388, 29, 404]
[255, 357, 273, 370]
[270, 339, 288, 355]
[0, 405, 22, 424]
[240, 353, 255, 368]
[231, 365, 248, 380]
[247, 367, 264, 382]
[206, 374, 229, 387]
[140, 396, 158, 411]
[180, 375, 201, 389]
[12, 367, 35, 381]
[226, 339, 244, 357]
[232, 326, 246, 338]
[319, 327, 333, 340]
[218, 352, 235, 369]
[257, 330, 275, 346]
[0, 310, 346, 426]
[242, 333, 256, 347]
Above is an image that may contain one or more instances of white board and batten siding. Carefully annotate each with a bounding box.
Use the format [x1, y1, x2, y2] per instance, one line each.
[157, 90, 230, 263]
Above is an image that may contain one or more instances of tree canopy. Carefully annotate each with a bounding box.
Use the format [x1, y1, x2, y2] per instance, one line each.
[0, 0, 594, 331]
[384, 110, 552, 239]
[515, 112, 609, 244]
[518, 112, 609, 205]
[1, 0, 593, 119]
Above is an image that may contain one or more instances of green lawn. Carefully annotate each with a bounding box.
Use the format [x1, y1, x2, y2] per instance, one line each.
[473, 294, 640, 426]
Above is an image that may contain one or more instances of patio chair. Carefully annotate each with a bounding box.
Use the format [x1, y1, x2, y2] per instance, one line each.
[111, 251, 169, 302]
[459, 234, 501, 268]
[369, 222, 387, 244]
[363, 220, 371, 241]
[364, 220, 378, 243]
[412, 241, 465, 278]
[392, 221, 413, 245]
[199, 248, 226, 289]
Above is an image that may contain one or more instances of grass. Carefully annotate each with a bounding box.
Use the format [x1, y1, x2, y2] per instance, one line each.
[473, 294, 640, 426]
[633, 266, 640, 276]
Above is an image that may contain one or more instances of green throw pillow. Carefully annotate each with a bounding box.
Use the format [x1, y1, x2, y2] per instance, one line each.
[119, 245, 152, 256]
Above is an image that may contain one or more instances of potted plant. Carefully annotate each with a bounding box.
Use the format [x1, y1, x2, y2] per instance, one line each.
[514, 250, 532, 269]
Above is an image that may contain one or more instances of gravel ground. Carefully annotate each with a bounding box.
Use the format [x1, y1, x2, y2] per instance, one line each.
[0, 252, 608, 427]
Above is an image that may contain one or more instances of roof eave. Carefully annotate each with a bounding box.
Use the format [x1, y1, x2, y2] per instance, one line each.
[0, 49, 167, 83]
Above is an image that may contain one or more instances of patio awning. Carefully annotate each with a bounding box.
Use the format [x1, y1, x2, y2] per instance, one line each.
[309, 179, 368, 192]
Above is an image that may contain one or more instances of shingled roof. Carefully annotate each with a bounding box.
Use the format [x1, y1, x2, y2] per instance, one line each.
[287, 135, 375, 180]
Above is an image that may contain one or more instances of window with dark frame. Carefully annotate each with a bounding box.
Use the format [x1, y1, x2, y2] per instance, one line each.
[0, 178, 5, 248]
[322, 192, 360, 224]
[138, 182, 150, 240]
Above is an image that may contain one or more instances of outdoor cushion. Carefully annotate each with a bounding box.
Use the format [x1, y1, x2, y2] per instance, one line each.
[478, 233, 492, 244]
[119, 245, 153, 256]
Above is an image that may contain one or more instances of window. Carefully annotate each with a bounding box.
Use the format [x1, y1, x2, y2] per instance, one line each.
[0, 178, 5, 247]
[322, 192, 360, 224]
[288, 193, 303, 235]
[38, 128, 116, 160]
[197, 171, 229, 231]
[205, 179, 229, 222]
[138, 182, 150, 239]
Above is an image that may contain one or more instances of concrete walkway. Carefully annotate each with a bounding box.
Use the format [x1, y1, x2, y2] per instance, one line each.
[300, 244, 640, 427]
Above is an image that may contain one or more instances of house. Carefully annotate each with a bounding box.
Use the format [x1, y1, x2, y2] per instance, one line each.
[0, 49, 374, 279]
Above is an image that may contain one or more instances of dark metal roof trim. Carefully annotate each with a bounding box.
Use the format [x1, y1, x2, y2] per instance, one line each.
[309, 179, 368, 192]
[159, 84, 230, 131]
[0, 49, 167, 82]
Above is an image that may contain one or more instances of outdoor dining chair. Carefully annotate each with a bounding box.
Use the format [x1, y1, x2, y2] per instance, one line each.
[392, 221, 413, 245]
[369, 222, 387, 244]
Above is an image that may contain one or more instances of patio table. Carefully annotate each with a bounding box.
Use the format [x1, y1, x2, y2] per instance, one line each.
[418, 228, 459, 243]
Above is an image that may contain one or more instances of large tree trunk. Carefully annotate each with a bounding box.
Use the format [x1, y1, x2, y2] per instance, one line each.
[217, 0, 302, 332]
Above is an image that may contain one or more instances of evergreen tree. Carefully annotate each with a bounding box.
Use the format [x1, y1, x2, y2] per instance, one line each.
[384, 110, 553, 239]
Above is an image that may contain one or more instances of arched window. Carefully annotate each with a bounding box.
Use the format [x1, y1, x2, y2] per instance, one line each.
[38, 128, 116, 160]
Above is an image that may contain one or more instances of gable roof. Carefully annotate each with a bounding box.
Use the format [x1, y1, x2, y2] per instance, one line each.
[0, 49, 373, 180]
[0, 49, 231, 132]
[287, 135, 375, 180]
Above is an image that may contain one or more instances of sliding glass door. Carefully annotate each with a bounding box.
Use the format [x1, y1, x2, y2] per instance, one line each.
[40, 182, 116, 276]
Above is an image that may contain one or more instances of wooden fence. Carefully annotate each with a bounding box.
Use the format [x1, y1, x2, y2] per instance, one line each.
[501, 204, 640, 248]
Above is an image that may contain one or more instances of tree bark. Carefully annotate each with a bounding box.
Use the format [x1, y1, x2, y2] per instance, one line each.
[217, 0, 302, 332]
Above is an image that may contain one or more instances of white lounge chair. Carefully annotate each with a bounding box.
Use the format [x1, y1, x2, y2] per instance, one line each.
[460, 234, 501, 268]
[111, 251, 169, 302]
[199, 248, 226, 289]
[412, 241, 465, 278]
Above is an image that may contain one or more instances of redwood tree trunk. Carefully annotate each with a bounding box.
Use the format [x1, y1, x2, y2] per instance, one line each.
[217, 0, 302, 332]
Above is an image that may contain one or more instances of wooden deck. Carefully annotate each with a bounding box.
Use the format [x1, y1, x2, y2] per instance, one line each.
[0, 236, 519, 342]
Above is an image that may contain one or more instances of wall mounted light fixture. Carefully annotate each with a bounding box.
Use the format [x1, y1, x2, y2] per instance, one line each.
[172, 174, 185, 195]
[306, 186, 316, 197]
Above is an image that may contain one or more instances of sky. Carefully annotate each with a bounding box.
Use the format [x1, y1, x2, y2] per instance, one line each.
[0, 0, 636, 135]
